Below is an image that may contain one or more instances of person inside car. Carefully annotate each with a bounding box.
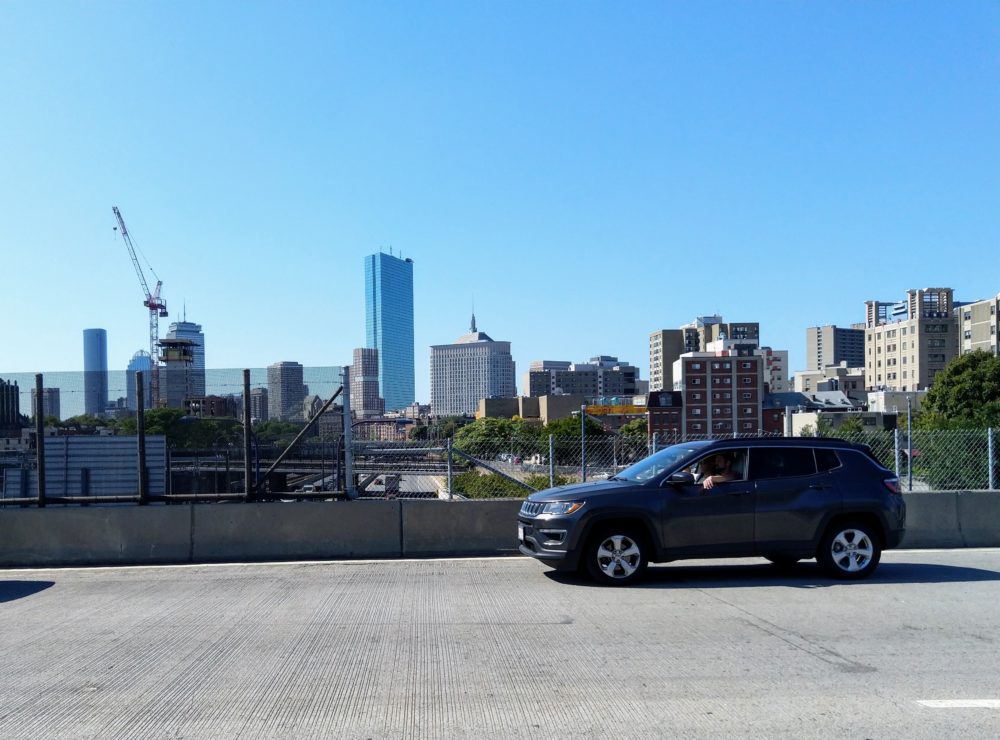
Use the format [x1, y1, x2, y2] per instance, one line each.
[699, 452, 739, 490]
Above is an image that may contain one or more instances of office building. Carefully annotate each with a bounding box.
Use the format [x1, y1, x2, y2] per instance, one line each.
[430, 316, 515, 417]
[30, 387, 61, 422]
[649, 330, 685, 391]
[267, 361, 307, 421]
[365, 251, 415, 412]
[249, 387, 269, 422]
[351, 347, 385, 418]
[864, 288, 958, 391]
[806, 325, 866, 371]
[83, 328, 108, 417]
[525, 357, 641, 400]
[125, 350, 153, 411]
[958, 292, 1000, 356]
[165, 320, 206, 396]
[795, 362, 866, 403]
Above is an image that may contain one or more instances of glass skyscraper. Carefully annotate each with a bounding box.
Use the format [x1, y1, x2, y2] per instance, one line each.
[83, 328, 108, 416]
[365, 252, 414, 412]
[126, 350, 153, 410]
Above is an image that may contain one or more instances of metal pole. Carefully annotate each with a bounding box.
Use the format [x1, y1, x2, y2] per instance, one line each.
[894, 428, 902, 486]
[342, 366, 355, 498]
[581, 404, 587, 483]
[34, 374, 45, 508]
[446, 438, 453, 500]
[243, 369, 253, 500]
[136, 372, 148, 505]
[549, 434, 555, 489]
[988, 428, 995, 491]
[907, 396, 913, 492]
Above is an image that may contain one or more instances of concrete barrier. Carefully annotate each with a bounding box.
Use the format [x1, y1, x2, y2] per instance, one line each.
[2, 493, 1000, 567]
[401, 499, 522, 557]
[193, 500, 402, 561]
[0, 506, 191, 567]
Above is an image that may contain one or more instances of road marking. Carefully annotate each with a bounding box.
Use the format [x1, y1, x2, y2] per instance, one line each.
[917, 700, 1000, 708]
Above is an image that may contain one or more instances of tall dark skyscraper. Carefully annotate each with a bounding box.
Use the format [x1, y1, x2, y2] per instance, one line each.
[83, 328, 108, 416]
[365, 251, 414, 412]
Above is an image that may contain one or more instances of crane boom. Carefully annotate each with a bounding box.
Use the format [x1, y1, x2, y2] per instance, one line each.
[113, 206, 167, 406]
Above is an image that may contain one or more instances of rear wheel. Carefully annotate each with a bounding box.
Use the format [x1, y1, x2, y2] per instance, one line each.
[585, 526, 648, 586]
[817, 521, 881, 580]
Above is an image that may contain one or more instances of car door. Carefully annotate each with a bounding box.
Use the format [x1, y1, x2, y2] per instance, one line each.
[749, 447, 839, 552]
[660, 453, 755, 557]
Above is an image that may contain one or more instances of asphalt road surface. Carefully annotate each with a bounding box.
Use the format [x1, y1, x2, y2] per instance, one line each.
[2, 550, 1000, 739]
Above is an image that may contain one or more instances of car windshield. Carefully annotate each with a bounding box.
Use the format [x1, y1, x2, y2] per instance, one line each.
[612, 442, 710, 483]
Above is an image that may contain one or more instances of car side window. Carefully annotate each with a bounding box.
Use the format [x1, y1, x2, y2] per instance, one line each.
[747, 448, 817, 480]
[815, 449, 841, 472]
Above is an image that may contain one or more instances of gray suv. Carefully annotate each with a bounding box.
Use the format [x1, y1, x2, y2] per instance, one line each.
[517, 437, 905, 585]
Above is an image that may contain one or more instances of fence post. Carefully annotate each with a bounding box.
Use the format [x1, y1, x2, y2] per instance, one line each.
[892, 427, 903, 488]
[243, 369, 253, 500]
[136, 371, 148, 505]
[447, 438, 453, 500]
[549, 434, 555, 489]
[342, 366, 355, 499]
[34, 373, 46, 508]
[989, 428, 996, 491]
[580, 404, 587, 483]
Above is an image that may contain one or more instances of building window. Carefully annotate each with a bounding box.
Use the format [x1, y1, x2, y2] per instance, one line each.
[742, 377, 752, 385]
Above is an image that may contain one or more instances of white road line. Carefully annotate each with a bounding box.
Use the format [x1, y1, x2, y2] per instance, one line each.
[917, 700, 1000, 708]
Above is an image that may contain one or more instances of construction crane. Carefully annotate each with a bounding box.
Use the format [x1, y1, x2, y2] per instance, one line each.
[112, 206, 168, 406]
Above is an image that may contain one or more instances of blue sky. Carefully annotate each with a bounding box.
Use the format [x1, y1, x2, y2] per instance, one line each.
[2, 1, 998, 404]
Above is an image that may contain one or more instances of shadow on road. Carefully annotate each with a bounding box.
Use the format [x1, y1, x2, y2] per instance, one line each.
[543, 560, 1000, 589]
[0, 581, 55, 603]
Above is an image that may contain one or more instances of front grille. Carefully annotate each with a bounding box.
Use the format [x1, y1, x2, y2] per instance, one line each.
[520, 501, 545, 517]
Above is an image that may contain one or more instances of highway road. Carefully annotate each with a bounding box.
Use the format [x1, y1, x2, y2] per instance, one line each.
[2, 550, 1000, 739]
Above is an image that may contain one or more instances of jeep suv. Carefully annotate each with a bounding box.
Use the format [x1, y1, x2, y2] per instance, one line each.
[517, 437, 905, 585]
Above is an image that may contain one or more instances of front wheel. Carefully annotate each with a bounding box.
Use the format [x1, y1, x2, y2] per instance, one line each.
[585, 526, 648, 586]
[817, 521, 881, 580]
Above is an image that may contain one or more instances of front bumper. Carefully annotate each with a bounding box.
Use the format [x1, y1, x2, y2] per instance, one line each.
[517, 518, 579, 567]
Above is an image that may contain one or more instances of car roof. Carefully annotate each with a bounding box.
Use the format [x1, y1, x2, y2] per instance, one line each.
[696, 436, 866, 451]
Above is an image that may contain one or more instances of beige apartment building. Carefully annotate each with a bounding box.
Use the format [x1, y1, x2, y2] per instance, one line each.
[864, 287, 958, 392]
[958, 293, 1000, 356]
[649, 318, 761, 392]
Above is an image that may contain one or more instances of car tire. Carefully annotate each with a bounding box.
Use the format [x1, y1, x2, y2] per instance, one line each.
[585, 525, 648, 586]
[763, 554, 801, 568]
[817, 521, 882, 580]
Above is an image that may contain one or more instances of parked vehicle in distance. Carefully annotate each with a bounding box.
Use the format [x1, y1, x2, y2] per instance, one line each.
[517, 437, 905, 585]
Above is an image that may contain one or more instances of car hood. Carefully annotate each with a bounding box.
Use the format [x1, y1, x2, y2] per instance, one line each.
[527, 479, 637, 502]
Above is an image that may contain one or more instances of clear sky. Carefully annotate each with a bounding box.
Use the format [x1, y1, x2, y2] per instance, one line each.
[2, 1, 998, 404]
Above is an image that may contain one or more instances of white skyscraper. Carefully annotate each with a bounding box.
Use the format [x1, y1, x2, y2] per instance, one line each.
[430, 315, 516, 417]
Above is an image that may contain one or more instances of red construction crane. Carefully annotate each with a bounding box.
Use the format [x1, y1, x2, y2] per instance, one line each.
[112, 206, 168, 406]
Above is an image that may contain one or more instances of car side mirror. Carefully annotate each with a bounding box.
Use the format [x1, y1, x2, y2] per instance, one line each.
[666, 471, 695, 486]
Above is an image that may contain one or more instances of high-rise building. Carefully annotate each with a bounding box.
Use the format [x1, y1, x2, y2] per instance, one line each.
[83, 328, 108, 417]
[524, 357, 641, 400]
[31, 387, 61, 421]
[957, 292, 1000, 356]
[267, 361, 306, 421]
[672, 351, 764, 437]
[864, 288, 958, 391]
[351, 347, 385, 418]
[165, 320, 205, 397]
[650, 317, 760, 394]
[806, 325, 865, 371]
[430, 315, 515, 417]
[1, 378, 21, 432]
[365, 251, 415, 412]
[158, 338, 195, 409]
[249, 387, 269, 422]
[126, 350, 153, 411]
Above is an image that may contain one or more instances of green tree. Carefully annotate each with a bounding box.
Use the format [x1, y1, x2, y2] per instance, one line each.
[543, 415, 606, 439]
[837, 415, 864, 435]
[916, 350, 1000, 429]
[617, 418, 648, 438]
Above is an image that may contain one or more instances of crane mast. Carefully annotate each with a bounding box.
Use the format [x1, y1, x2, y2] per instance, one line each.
[112, 206, 167, 406]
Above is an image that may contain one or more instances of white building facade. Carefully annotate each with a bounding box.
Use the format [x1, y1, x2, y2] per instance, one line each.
[430, 316, 515, 417]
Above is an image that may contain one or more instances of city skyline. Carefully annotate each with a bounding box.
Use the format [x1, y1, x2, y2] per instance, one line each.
[1, 3, 998, 404]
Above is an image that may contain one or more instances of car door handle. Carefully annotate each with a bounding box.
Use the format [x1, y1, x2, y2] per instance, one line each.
[809, 484, 831, 490]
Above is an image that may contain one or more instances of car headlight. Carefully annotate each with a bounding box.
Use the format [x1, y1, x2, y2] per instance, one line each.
[540, 501, 585, 516]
